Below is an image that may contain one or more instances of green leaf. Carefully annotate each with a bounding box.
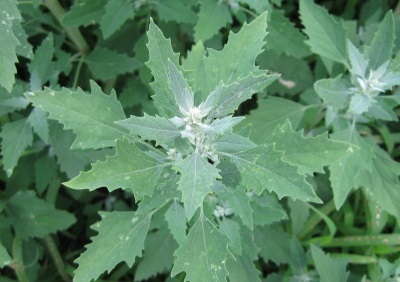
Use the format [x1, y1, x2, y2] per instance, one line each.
[100, 0, 135, 38]
[34, 155, 57, 194]
[194, 12, 269, 100]
[0, 242, 12, 268]
[146, 19, 181, 117]
[226, 228, 261, 282]
[165, 200, 187, 245]
[62, 0, 107, 27]
[74, 211, 152, 282]
[85, 47, 142, 80]
[347, 40, 368, 78]
[28, 107, 49, 143]
[240, 97, 311, 144]
[116, 113, 180, 146]
[156, 0, 197, 24]
[349, 93, 374, 115]
[214, 132, 256, 154]
[219, 185, 253, 229]
[13, 20, 33, 59]
[299, 0, 348, 66]
[227, 144, 321, 203]
[25, 81, 133, 149]
[0, 0, 21, 93]
[194, 0, 232, 42]
[204, 73, 278, 119]
[267, 11, 311, 58]
[167, 59, 194, 113]
[64, 139, 168, 199]
[365, 11, 394, 70]
[6, 191, 76, 239]
[173, 153, 221, 220]
[219, 218, 241, 255]
[134, 227, 178, 281]
[251, 194, 288, 226]
[314, 75, 352, 110]
[0, 118, 33, 176]
[171, 214, 231, 282]
[329, 126, 374, 209]
[310, 245, 349, 282]
[0, 95, 29, 116]
[28, 34, 55, 90]
[265, 120, 356, 175]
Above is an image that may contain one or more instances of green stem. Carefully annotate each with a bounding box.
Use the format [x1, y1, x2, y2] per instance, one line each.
[72, 54, 85, 89]
[297, 199, 336, 240]
[239, 6, 259, 18]
[319, 234, 400, 247]
[42, 0, 89, 54]
[44, 235, 71, 282]
[12, 238, 29, 282]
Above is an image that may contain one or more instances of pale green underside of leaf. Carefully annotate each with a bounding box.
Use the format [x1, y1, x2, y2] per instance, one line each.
[6, 191, 76, 239]
[265, 120, 357, 175]
[364, 11, 394, 70]
[171, 214, 231, 282]
[228, 144, 321, 203]
[64, 139, 168, 200]
[329, 126, 374, 209]
[0, 118, 33, 176]
[191, 12, 269, 101]
[167, 59, 194, 113]
[146, 19, 181, 117]
[134, 228, 178, 281]
[314, 75, 352, 110]
[165, 200, 187, 244]
[173, 153, 221, 220]
[311, 245, 350, 282]
[74, 211, 152, 282]
[62, 0, 107, 27]
[85, 47, 142, 80]
[194, 0, 232, 42]
[240, 97, 311, 144]
[0, 243, 12, 268]
[25, 81, 133, 149]
[116, 113, 180, 146]
[0, 0, 21, 93]
[214, 132, 256, 154]
[300, 0, 348, 66]
[100, 0, 135, 38]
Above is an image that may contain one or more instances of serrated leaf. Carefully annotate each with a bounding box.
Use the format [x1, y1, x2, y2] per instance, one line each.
[209, 116, 244, 136]
[100, 0, 135, 38]
[349, 93, 374, 115]
[314, 75, 352, 110]
[219, 218, 241, 255]
[240, 97, 311, 143]
[299, 0, 348, 66]
[226, 228, 261, 282]
[171, 214, 231, 282]
[173, 153, 221, 220]
[62, 0, 107, 27]
[28, 107, 49, 143]
[74, 211, 152, 282]
[156, 0, 197, 24]
[329, 126, 374, 209]
[34, 155, 57, 194]
[194, 12, 269, 100]
[0, 0, 21, 93]
[219, 185, 253, 228]
[0, 243, 12, 268]
[165, 200, 187, 244]
[347, 40, 368, 78]
[265, 120, 356, 175]
[167, 59, 194, 113]
[13, 20, 33, 59]
[146, 19, 181, 117]
[116, 113, 180, 146]
[6, 191, 76, 239]
[0, 96, 29, 116]
[227, 144, 321, 203]
[64, 139, 168, 199]
[0, 118, 33, 176]
[134, 227, 178, 281]
[267, 11, 311, 58]
[25, 81, 133, 149]
[365, 11, 394, 70]
[310, 245, 349, 282]
[85, 47, 141, 80]
[214, 132, 256, 154]
[251, 194, 288, 226]
[28, 34, 55, 91]
[194, 0, 232, 42]
[204, 73, 278, 119]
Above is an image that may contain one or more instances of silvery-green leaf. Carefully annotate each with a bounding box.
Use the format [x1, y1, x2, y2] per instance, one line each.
[349, 93, 374, 115]
[347, 40, 368, 77]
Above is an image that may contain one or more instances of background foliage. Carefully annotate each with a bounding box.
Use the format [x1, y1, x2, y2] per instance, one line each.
[1, 0, 400, 281]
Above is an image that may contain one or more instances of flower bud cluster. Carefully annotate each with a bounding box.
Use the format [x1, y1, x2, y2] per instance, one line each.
[213, 202, 234, 219]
